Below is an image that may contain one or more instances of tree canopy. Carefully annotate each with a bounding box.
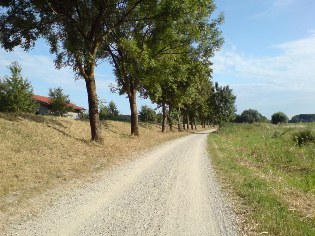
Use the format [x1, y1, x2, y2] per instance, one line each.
[139, 105, 157, 123]
[235, 109, 264, 123]
[208, 82, 236, 126]
[49, 87, 72, 116]
[0, 61, 37, 113]
[107, 0, 224, 134]
[290, 114, 315, 123]
[271, 112, 288, 124]
[0, 0, 154, 141]
[0, 1, 231, 136]
[99, 100, 120, 120]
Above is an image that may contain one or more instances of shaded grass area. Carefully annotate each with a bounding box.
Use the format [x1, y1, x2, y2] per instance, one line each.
[0, 112, 192, 224]
[208, 123, 315, 235]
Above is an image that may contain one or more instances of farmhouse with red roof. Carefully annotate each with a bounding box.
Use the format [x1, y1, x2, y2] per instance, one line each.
[32, 95, 85, 119]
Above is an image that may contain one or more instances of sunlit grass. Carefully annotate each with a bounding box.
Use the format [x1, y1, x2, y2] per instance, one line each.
[208, 123, 315, 235]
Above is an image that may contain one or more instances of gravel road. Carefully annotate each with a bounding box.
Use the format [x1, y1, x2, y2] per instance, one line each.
[7, 130, 237, 236]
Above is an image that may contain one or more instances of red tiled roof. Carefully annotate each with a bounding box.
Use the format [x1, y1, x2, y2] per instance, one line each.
[32, 95, 51, 105]
[32, 95, 85, 111]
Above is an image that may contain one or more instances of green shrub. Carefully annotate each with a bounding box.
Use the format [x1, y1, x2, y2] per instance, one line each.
[292, 130, 315, 146]
[271, 112, 289, 124]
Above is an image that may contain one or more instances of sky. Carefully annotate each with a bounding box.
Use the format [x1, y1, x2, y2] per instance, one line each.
[0, 0, 314, 118]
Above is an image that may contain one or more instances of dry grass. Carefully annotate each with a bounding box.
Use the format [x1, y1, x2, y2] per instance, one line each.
[0, 112, 197, 228]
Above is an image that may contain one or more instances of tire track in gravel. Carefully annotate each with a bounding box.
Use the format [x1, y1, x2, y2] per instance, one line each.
[7, 130, 237, 236]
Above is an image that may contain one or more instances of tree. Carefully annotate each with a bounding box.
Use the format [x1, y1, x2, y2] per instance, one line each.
[99, 100, 120, 120]
[107, 101, 120, 120]
[183, 64, 212, 130]
[271, 112, 288, 124]
[143, 54, 190, 132]
[49, 87, 72, 116]
[99, 102, 109, 121]
[208, 82, 236, 126]
[0, 1, 148, 142]
[108, 0, 224, 135]
[290, 114, 315, 123]
[239, 109, 263, 123]
[139, 105, 157, 123]
[0, 61, 37, 113]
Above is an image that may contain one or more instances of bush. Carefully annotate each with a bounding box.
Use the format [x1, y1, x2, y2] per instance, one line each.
[271, 112, 288, 124]
[292, 130, 315, 146]
[236, 109, 264, 123]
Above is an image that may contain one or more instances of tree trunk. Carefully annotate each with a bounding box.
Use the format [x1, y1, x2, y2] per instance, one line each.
[186, 113, 190, 130]
[162, 102, 167, 132]
[85, 77, 103, 142]
[168, 104, 173, 131]
[190, 117, 194, 130]
[129, 90, 139, 136]
[177, 107, 182, 132]
[194, 118, 197, 130]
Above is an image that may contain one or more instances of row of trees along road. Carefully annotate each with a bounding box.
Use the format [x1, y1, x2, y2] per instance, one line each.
[0, 1, 226, 142]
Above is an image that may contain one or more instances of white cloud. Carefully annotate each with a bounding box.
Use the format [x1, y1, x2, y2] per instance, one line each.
[214, 32, 315, 88]
[213, 32, 315, 117]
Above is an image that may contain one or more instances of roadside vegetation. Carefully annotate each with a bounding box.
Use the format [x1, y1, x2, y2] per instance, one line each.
[0, 1, 224, 140]
[208, 123, 315, 235]
[0, 112, 197, 228]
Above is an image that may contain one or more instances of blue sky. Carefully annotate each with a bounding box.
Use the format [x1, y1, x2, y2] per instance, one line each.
[213, 0, 315, 118]
[0, 0, 314, 118]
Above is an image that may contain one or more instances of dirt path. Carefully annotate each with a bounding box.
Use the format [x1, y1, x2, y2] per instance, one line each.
[6, 130, 237, 235]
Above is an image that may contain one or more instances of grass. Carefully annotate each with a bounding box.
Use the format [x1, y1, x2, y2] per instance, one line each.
[208, 122, 315, 235]
[0, 112, 195, 228]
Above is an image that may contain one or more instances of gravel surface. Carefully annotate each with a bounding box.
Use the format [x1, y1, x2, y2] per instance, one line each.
[6, 130, 237, 236]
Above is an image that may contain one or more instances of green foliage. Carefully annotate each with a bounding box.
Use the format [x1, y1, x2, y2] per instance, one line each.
[292, 130, 315, 146]
[0, 1, 225, 137]
[99, 104, 109, 121]
[0, 1, 155, 140]
[106, 0, 223, 133]
[208, 123, 315, 235]
[156, 112, 163, 124]
[0, 62, 37, 113]
[48, 87, 72, 116]
[236, 109, 265, 123]
[99, 100, 120, 121]
[0, 1, 149, 77]
[107, 101, 119, 120]
[272, 112, 289, 124]
[139, 105, 157, 123]
[291, 114, 315, 123]
[208, 82, 236, 126]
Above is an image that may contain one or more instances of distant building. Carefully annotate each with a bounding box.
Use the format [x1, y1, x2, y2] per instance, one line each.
[32, 95, 85, 119]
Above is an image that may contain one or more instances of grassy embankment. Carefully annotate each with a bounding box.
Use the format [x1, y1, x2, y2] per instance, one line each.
[208, 123, 315, 235]
[0, 112, 193, 224]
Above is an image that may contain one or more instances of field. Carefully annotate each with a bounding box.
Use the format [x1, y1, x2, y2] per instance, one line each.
[208, 123, 315, 235]
[0, 112, 191, 228]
